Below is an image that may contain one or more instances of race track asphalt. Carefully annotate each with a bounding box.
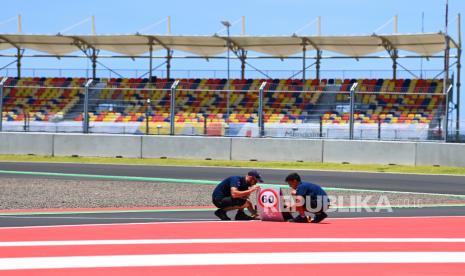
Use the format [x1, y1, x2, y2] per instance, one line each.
[1, 162, 464, 227]
[1, 161, 465, 194]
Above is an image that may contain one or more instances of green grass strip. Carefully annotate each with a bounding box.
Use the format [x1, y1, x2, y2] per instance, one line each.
[2, 154, 465, 176]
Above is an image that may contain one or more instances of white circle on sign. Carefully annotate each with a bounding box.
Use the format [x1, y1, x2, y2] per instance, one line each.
[258, 189, 279, 208]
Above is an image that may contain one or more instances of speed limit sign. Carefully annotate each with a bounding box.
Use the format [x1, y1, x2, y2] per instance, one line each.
[257, 187, 291, 222]
[258, 188, 279, 208]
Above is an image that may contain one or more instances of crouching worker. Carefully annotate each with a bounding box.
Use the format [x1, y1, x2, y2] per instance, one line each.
[285, 173, 330, 223]
[212, 170, 263, 221]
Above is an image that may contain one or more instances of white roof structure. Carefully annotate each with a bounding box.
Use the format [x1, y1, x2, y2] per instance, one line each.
[0, 33, 457, 57]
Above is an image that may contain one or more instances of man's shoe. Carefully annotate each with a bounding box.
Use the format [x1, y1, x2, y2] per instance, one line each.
[235, 210, 255, 220]
[251, 213, 261, 220]
[214, 209, 231, 221]
[311, 212, 328, 223]
[291, 215, 311, 223]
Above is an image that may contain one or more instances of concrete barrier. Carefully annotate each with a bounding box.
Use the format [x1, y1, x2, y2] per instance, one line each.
[231, 138, 323, 162]
[53, 134, 142, 158]
[142, 136, 231, 160]
[0, 132, 54, 156]
[2, 132, 465, 167]
[323, 140, 417, 165]
[416, 142, 465, 167]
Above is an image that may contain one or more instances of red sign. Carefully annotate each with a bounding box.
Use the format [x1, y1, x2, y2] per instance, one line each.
[258, 188, 279, 208]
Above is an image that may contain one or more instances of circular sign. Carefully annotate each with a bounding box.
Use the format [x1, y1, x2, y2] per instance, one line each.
[258, 188, 279, 208]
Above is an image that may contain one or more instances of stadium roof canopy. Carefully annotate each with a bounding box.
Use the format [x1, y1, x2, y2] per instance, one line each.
[0, 32, 457, 57]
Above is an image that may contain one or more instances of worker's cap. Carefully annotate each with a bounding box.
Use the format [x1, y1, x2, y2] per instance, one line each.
[248, 170, 264, 183]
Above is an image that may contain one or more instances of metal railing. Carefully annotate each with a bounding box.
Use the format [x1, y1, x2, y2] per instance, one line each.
[0, 67, 445, 80]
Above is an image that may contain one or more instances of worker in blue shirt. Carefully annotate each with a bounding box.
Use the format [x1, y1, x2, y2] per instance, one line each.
[212, 170, 263, 220]
[285, 172, 330, 223]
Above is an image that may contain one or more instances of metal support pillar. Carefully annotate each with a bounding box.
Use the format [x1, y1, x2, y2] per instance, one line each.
[91, 48, 97, 79]
[240, 50, 246, 80]
[17, 14, 22, 33]
[316, 50, 321, 81]
[456, 13, 462, 141]
[23, 109, 29, 132]
[166, 49, 172, 80]
[0, 77, 7, 132]
[376, 36, 398, 81]
[83, 79, 93, 133]
[302, 44, 306, 80]
[302, 38, 321, 81]
[225, 24, 231, 118]
[392, 52, 398, 81]
[378, 119, 382, 140]
[203, 113, 208, 135]
[444, 36, 450, 141]
[169, 80, 179, 135]
[145, 98, 151, 135]
[149, 42, 153, 80]
[445, 84, 452, 141]
[349, 83, 358, 140]
[258, 81, 267, 137]
[455, 52, 462, 141]
[17, 48, 22, 78]
[241, 58, 245, 80]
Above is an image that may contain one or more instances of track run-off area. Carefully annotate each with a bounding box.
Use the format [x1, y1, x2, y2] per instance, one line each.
[0, 162, 465, 275]
[0, 217, 465, 275]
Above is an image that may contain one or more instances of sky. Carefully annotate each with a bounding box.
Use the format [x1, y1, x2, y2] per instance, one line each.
[0, 0, 464, 122]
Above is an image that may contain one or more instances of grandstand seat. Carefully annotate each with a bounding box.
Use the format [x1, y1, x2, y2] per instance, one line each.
[2, 77, 443, 127]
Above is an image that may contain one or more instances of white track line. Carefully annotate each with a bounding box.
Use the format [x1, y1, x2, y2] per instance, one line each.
[0, 220, 245, 230]
[1, 238, 465, 247]
[0, 215, 464, 230]
[1, 252, 465, 270]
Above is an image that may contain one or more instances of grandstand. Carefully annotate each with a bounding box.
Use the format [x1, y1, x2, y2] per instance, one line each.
[0, 31, 460, 140]
[2, 77, 86, 122]
[1, 76, 445, 139]
[3, 77, 442, 123]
